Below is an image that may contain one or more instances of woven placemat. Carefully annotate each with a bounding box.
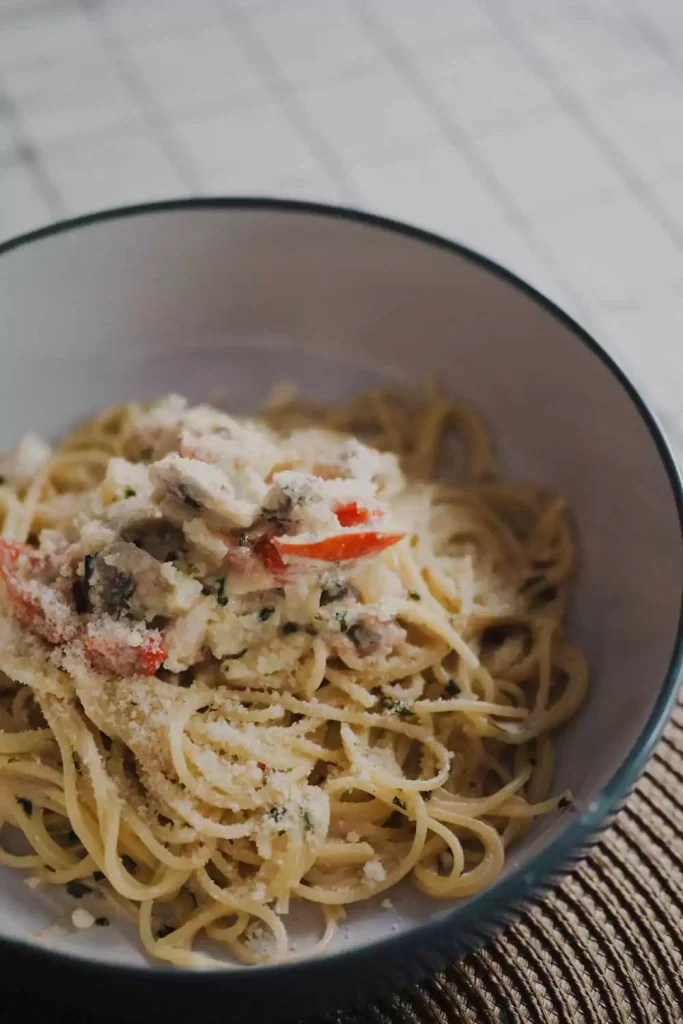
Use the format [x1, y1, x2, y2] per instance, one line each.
[327, 697, 683, 1024]
[7, 699, 683, 1024]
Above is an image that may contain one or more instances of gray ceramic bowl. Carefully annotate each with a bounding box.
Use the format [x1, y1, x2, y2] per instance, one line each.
[0, 199, 681, 1023]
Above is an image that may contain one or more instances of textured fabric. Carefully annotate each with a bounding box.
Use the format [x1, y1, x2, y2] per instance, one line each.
[333, 697, 683, 1024]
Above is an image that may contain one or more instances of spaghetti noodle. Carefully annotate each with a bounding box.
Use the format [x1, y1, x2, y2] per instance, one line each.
[0, 382, 587, 966]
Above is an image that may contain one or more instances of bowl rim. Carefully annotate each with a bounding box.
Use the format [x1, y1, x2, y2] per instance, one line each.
[0, 196, 682, 985]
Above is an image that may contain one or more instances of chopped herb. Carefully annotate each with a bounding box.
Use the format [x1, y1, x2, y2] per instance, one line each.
[157, 924, 176, 939]
[267, 806, 286, 823]
[259, 606, 275, 622]
[72, 578, 89, 614]
[73, 554, 94, 615]
[95, 917, 110, 927]
[321, 581, 348, 605]
[66, 881, 91, 899]
[335, 611, 349, 633]
[122, 854, 136, 874]
[393, 796, 407, 811]
[557, 796, 573, 810]
[379, 697, 414, 719]
[408, 590, 421, 601]
[444, 680, 460, 698]
[92, 871, 105, 882]
[123, 486, 136, 498]
[16, 797, 32, 816]
[93, 560, 135, 616]
[73, 755, 83, 776]
[204, 577, 228, 606]
[222, 648, 247, 662]
[301, 808, 314, 833]
[281, 621, 298, 636]
[177, 484, 202, 510]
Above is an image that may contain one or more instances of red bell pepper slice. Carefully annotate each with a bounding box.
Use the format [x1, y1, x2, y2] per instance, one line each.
[273, 530, 404, 563]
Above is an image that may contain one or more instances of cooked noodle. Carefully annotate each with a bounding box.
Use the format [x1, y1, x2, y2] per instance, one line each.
[0, 382, 587, 966]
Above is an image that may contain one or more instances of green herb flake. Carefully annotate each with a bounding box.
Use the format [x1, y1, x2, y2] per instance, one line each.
[379, 697, 414, 719]
[16, 797, 32, 817]
[267, 806, 286, 823]
[393, 796, 407, 811]
[177, 484, 202, 511]
[444, 679, 460, 698]
[222, 648, 247, 663]
[336, 611, 349, 633]
[301, 808, 314, 833]
[408, 590, 421, 601]
[557, 795, 573, 810]
[92, 870, 105, 882]
[95, 917, 110, 927]
[123, 486, 136, 499]
[281, 621, 298, 636]
[259, 606, 275, 622]
[66, 881, 91, 899]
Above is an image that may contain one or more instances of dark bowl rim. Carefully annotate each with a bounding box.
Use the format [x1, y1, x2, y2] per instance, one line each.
[0, 196, 681, 987]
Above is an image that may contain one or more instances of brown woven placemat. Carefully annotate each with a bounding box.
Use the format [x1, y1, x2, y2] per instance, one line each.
[7, 699, 683, 1024]
[329, 696, 683, 1024]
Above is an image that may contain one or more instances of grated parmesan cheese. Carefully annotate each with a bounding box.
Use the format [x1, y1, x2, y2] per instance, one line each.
[363, 860, 386, 883]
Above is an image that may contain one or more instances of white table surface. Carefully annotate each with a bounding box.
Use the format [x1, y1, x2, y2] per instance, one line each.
[1, 0, 682, 453]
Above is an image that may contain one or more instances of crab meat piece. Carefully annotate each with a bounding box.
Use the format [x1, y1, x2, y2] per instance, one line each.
[0, 541, 77, 645]
[150, 455, 260, 530]
[162, 598, 212, 673]
[83, 618, 166, 677]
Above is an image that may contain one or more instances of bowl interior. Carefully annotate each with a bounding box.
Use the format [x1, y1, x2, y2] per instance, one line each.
[0, 203, 681, 968]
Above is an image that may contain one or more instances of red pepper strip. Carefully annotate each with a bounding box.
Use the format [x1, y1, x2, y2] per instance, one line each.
[252, 533, 288, 581]
[273, 530, 405, 563]
[84, 630, 166, 678]
[0, 540, 73, 644]
[334, 502, 382, 528]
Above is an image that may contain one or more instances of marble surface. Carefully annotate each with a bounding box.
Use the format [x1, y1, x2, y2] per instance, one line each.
[1, 0, 682, 452]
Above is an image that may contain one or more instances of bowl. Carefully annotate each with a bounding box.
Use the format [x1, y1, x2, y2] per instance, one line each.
[0, 199, 681, 1022]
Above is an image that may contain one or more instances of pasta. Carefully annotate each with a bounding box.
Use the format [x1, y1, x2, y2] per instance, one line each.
[0, 381, 587, 967]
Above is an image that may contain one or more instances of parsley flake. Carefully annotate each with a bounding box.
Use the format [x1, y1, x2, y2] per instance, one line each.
[393, 796, 407, 811]
[379, 697, 414, 719]
[66, 881, 91, 899]
[444, 680, 460, 697]
[16, 797, 32, 817]
[259, 606, 275, 622]
[408, 590, 421, 601]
